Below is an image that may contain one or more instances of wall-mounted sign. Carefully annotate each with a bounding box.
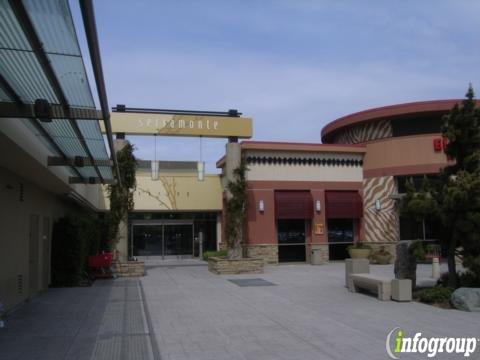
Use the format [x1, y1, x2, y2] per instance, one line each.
[315, 222, 324, 235]
[433, 137, 448, 152]
[101, 112, 253, 138]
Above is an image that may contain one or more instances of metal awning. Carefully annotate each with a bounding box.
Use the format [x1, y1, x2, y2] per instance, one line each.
[0, 0, 118, 184]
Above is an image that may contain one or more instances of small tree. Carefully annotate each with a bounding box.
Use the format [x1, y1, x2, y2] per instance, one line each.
[224, 161, 248, 259]
[402, 85, 480, 287]
[441, 85, 480, 286]
[107, 143, 137, 248]
[400, 177, 439, 240]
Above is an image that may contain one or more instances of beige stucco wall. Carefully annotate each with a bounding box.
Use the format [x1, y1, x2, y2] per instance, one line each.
[0, 118, 107, 211]
[245, 150, 364, 183]
[127, 171, 222, 211]
[0, 167, 72, 311]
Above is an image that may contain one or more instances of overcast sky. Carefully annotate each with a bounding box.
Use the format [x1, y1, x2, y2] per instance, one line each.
[73, 0, 480, 173]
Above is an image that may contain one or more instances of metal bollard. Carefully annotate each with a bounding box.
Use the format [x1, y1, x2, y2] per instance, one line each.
[432, 257, 440, 279]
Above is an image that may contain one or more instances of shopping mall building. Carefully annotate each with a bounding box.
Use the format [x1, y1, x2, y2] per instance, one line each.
[0, 0, 474, 311]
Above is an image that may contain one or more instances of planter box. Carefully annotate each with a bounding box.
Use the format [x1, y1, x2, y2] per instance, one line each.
[113, 261, 145, 277]
[348, 248, 372, 259]
[208, 257, 264, 275]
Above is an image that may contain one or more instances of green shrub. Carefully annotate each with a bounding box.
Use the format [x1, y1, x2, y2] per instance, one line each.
[438, 271, 480, 288]
[409, 241, 426, 261]
[202, 249, 227, 261]
[457, 271, 480, 288]
[417, 286, 454, 304]
[51, 214, 100, 287]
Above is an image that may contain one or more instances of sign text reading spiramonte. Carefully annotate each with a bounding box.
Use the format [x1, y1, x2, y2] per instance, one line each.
[102, 112, 253, 138]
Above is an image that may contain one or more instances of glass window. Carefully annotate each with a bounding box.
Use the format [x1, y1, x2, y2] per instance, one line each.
[277, 219, 306, 262]
[327, 219, 354, 243]
[277, 219, 305, 244]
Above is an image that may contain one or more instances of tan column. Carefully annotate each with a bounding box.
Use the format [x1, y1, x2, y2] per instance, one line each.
[224, 141, 242, 258]
[216, 213, 222, 251]
[225, 142, 241, 194]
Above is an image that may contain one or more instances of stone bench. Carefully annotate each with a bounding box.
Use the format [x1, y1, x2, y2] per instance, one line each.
[345, 258, 370, 287]
[349, 274, 392, 301]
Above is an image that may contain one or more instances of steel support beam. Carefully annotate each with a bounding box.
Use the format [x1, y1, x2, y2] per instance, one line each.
[48, 156, 113, 167]
[69, 176, 115, 185]
[112, 105, 242, 117]
[79, 0, 122, 187]
[0, 101, 102, 120]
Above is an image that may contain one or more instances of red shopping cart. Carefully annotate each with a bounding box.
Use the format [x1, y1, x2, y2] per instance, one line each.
[88, 251, 113, 279]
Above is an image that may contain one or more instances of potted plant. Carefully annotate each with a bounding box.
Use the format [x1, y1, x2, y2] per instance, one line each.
[347, 243, 372, 259]
[371, 246, 393, 264]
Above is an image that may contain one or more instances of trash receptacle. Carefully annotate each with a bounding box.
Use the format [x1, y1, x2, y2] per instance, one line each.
[311, 247, 323, 265]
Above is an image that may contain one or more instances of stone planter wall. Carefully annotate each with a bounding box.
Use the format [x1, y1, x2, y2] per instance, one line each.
[208, 257, 264, 275]
[244, 245, 278, 264]
[113, 261, 145, 277]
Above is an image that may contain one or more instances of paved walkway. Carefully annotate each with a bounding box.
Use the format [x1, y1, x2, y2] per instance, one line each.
[0, 278, 155, 360]
[0, 262, 479, 360]
[141, 262, 479, 360]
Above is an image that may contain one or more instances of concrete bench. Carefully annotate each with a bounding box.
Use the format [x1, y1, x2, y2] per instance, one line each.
[349, 274, 392, 301]
[345, 259, 370, 288]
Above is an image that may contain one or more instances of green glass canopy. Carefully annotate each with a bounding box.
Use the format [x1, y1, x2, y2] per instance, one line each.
[0, 0, 115, 183]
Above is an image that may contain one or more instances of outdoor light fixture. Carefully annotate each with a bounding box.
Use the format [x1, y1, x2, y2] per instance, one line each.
[315, 200, 321, 212]
[151, 161, 159, 181]
[259, 200, 265, 212]
[197, 161, 205, 181]
[375, 199, 381, 211]
[197, 136, 205, 182]
[34, 99, 52, 122]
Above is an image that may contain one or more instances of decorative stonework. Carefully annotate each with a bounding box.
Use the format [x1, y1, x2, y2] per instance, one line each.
[113, 261, 145, 277]
[246, 156, 363, 167]
[208, 257, 264, 275]
[245, 245, 278, 264]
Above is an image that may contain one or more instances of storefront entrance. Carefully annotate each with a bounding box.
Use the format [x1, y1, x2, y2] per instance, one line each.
[277, 219, 307, 262]
[327, 219, 354, 260]
[132, 221, 193, 259]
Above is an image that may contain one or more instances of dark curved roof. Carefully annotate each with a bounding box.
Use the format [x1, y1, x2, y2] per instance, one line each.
[321, 99, 479, 143]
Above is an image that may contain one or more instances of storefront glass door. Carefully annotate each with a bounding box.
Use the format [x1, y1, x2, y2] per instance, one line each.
[277, 219, 306, 262]
[164, 224, 193, 257]
[327, 219, 354, 260]
[132, 222, 193, 258]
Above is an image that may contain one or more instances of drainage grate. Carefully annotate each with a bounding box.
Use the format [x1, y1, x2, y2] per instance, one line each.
[228, 278, 276, 287]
